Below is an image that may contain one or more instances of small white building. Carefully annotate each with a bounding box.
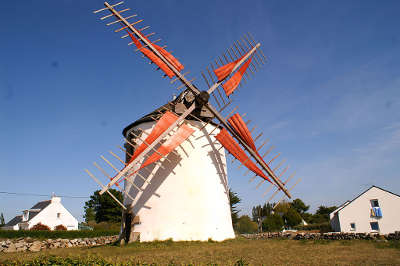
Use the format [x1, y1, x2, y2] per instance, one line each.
[330, 186, 400, 234]
[3, 196, 78, 230]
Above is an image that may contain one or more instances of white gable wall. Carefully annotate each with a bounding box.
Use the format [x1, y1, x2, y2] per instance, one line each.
[334, 187, 400, 234]
[28, 198, 78, 230]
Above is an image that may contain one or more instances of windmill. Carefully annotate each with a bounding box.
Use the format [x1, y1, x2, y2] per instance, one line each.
[86, 1, 301, 243]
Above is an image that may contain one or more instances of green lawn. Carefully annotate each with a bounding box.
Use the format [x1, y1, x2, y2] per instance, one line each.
[1, 238, 400, 265]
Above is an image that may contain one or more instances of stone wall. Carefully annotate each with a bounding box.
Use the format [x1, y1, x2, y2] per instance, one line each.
[0, 235, 118, 253]
[241, 231, 400, 241]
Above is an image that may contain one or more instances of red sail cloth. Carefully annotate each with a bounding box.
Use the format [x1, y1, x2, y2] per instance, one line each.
[215, 128, 271, 183]
[139, 124, 194, 169]
[153, 44, 184, 72]
[228, 113, 282, 183]
[118, 123, 194, 184]
[127, 29, 183, 72]
[127, 31, 175, 78]
[213, 55, 245, 81]
[222, 56, 253, 96]
[127, 111, 179, 165]
[228, 113, 256, 151]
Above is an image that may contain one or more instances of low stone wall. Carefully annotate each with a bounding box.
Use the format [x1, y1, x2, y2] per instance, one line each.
[241, 231, 400, 241]
[0, 235, 119, 253]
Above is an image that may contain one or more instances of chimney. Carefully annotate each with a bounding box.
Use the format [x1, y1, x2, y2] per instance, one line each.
[51, 194, 61, 203]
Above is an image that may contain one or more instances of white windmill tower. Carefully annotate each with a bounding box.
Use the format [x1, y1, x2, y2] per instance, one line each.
[86, 1, 300, 243]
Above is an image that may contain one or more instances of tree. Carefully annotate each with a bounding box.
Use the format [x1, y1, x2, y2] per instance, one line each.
[262, 213, 284, 232]
[229, 189, 241, 227]
[273, 201, 302, 228]
[84, 189, 123, 223]
[301, 212, 313, 223]
[84, 206, 96, 223]
[311, 205, 337, 223]
[290, 199, 309, 215]
[283, 207, 302, 228]
[251, 203, 273, 222]
[0, 213, 4, 226]
[274, 201, 291, 215]
[236, 215, 258, 234]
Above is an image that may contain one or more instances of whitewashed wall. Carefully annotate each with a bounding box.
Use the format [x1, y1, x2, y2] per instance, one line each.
[332, 187, 400, 234]
[123, 120, 235, 242]
[28, 197, 78, 230]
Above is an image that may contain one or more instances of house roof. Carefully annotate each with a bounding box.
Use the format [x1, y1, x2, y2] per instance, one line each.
[5, 215, 22, 226]
[5, 200, 52, 226]
[331, 185, 400, 215]
[28, 210, 41, 221]
[31, 200, 51, 210]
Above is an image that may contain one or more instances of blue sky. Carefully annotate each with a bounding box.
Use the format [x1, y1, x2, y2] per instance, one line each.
[1, 0, 399, 222]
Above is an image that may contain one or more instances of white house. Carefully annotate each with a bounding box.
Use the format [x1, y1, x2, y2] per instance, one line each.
[330, 186, 400, 234]
[3, 196, 78, 230]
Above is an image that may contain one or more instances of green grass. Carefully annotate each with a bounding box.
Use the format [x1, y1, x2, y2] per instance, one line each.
[1, 238, 400, 265]
[0, 229, 119, 239]
[374, 240, 400, 250]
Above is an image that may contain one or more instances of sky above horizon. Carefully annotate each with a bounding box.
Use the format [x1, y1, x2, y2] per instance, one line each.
[1, 0, 399, 223]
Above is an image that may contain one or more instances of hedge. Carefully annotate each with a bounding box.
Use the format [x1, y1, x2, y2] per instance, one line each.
[293, 222, 332, 233]
[0, 229, 119, 239]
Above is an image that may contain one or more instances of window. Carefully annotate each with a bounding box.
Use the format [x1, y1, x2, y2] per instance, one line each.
[350, 223, 356, 231]
[371, 199, 379, 208]
[370, 222, 379, 231]
[57, 213, 61, 218]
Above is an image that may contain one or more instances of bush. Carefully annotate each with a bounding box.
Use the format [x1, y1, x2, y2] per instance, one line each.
[283, 208, 302, 228]
[262, 213, 284, 232]
[294, 222, 332, 233]
[0, 229, 119, 239]
[30, 223, 51, 231]
[54, 224, 67, 231]
[87, 221, 120, 231]
[236, 215, 258, 234]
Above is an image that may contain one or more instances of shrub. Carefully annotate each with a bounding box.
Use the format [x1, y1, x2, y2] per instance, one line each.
[236, 215, 258, 234]
[87, 221, 120, 230]
[262, 213, 284, 232]
[283, 207, 303, 228]
[294, 222, 332, 233]
[54, 224, 67, 231]
[30, 223, 51, 231]
[0, 229, 119, 239]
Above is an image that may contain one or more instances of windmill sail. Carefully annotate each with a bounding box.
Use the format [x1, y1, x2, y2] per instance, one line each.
[213, 54, 245, 81]
[215, 128, 271, 183]
[228, 113, 257, 150]
[126, 31, 176, 78]
[127, 111, 179, 165]
[153, 44, 184, 72]
[222, 56, 253, 96]
[139, 123, 194, 169]
[100, 104, 196, 194]
[118, 123, 195, 184]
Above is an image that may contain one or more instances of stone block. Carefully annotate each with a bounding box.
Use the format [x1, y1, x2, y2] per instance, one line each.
[29, 241, 42, 252]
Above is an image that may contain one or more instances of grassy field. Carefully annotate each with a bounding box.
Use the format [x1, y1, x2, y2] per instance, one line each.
[1, 238, 400, 265]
